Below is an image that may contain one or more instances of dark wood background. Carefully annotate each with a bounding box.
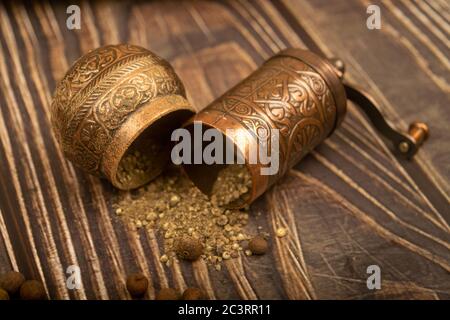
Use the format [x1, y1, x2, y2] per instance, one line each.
[0, 0, 449, 300]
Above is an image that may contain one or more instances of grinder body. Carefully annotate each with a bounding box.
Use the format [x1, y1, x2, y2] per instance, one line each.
[184, 49, 347, 206]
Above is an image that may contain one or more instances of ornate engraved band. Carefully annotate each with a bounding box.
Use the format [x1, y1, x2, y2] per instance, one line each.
[51, 44, 190, 178]
[185, 49, 346, 206]
[212, 55, 337, 178]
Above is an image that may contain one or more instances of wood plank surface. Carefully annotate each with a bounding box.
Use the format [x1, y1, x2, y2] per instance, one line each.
[0, 0, 448, 300]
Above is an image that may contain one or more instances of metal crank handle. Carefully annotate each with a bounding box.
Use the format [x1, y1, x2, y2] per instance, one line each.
[330, 58, 429, 159]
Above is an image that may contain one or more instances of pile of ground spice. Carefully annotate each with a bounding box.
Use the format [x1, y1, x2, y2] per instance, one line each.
[116, 137, 162, 186]
[117, 150, 153, 186]
[113, 164, 254, 270]
[211, 164, 252, 207]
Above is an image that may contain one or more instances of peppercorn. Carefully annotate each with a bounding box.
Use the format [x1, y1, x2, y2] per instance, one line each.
[0, 271, 25, 295]
[0, 288, 9, 300]
[182, 287, 205, 300]
[175, 236, 203, 261]
[276, 227, 287, 238]
[248, 235, 268, 255]
[155, 288, 179, 300]
[126, 273, 149, 298]
[19, 280, 47, 300]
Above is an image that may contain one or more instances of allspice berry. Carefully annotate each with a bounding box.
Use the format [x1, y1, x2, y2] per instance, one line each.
[182, 287, 205, 300]
[0, 288, 10, 300]
[126, 273, 149, 298]
[248, 235, 268, 255]
[0, 271, 25, 295]
[155, 288, 180, 300]
[20, 280, 47, 300]
[175, 236, 203, 261]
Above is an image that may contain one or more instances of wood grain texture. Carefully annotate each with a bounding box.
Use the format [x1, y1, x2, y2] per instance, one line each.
[0, 0, 448, 300]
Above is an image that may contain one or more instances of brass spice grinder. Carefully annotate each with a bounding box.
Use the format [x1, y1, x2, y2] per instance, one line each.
[51, 45, 428, 207]
[183, 49, 428, 207]
[51, 44, 195, 190]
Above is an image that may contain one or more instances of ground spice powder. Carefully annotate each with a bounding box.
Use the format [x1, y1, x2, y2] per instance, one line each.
[113, 164, 256, 269]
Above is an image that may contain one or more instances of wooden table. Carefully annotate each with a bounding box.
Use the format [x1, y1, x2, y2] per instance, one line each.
[0, 0, 449, 300]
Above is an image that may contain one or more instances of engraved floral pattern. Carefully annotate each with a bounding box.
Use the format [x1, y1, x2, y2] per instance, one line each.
[209, 56, 336, 180]
[51, 44, 186, 175]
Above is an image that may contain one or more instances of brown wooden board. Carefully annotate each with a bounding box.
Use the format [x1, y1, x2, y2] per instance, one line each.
[0, 0, 448, 300]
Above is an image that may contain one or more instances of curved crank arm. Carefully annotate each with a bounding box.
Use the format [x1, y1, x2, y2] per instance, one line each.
[343, 82, 429, 159]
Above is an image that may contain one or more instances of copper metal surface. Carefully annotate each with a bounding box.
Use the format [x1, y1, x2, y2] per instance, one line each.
[183, 49, 347, 207]
[408, 122, 429, 148]
[51, 44, 428, 202]
[51, 44, 195, 189]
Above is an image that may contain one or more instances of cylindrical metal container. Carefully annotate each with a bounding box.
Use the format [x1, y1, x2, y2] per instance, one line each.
[51, 44, 195, 190]
[183, 49, 347, 207]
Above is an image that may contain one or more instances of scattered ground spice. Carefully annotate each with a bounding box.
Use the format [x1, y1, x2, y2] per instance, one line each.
[113, 164, 256, 269]
[155, 288, 180, 300]
[0, 271, 25, 295]
[126, 273, 149, 298]
[117, 150, 155, 186]
[19, 280, 47, 300]
[182, 287, 205, 300]
[210, 164, 252, 206]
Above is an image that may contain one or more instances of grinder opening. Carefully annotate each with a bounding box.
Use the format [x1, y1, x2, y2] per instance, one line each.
[115, 109, 194, 190]
[181, 125, 253, 208]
